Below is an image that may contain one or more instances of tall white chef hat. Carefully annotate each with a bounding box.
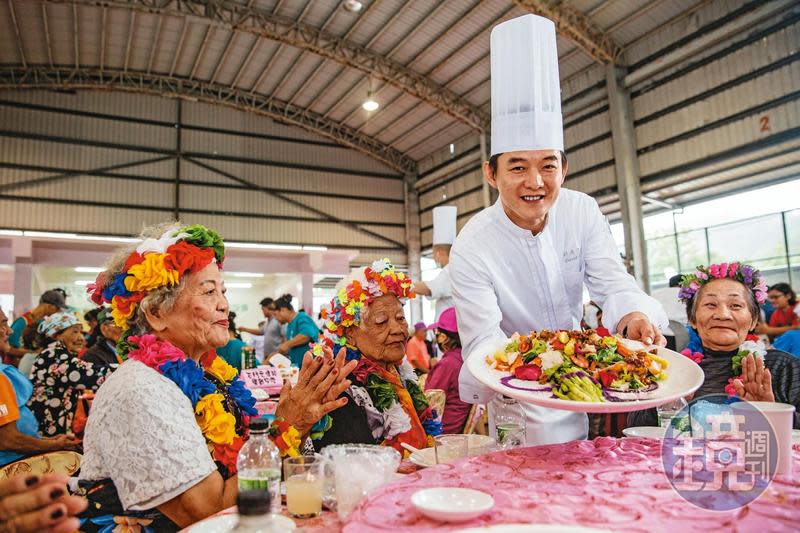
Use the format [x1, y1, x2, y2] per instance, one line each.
[432, 205, 457, 245]
[490, 14, 563, 157]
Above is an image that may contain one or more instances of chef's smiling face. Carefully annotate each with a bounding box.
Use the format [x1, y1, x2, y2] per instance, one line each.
[484, 149, 567, 234]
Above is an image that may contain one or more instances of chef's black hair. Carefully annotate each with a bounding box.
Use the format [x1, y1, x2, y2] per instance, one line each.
[488, 150, 567, 175]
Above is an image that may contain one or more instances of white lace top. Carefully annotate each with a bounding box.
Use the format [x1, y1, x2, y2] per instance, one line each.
[80, 359, 216, 510]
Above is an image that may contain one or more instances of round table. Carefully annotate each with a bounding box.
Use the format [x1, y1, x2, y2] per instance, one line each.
[342, 437, 800, 532]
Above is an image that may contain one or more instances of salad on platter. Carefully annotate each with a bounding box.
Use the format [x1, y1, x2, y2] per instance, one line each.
[485, 329, 669, 403]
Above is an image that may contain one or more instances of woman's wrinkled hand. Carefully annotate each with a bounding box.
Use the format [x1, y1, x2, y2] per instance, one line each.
[732, 354, 775, 402]
[274, 346, 358, 436]
[0, 473, 87, 533]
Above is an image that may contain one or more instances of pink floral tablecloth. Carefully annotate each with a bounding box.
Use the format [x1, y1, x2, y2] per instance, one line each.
[343, 437, 800, 532]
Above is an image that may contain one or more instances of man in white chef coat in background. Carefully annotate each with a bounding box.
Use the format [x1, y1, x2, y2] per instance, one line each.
[414, 206, 457, 320]
[451, 14, 668, 446]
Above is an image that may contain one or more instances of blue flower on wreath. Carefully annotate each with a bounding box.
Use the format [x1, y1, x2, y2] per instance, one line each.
[227, 377, 258, 416]
[344, 346, 362, 363]
[102, 272, 132, 301]
[159, 359, 215, 407]
[422, 416, 442, 437]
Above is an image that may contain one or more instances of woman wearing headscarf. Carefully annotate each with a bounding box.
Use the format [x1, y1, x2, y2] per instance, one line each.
[27, 312, 107, 437]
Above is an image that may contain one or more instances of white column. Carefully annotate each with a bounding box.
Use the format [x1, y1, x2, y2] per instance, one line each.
[11, 238, 33, 316]
[300, 272, 314, 315]
[404, 173, 423, 323]
[606, 64, 649, 291]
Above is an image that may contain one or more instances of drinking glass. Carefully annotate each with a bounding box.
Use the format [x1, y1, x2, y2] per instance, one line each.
[321, 444, 400, 519]
[283, 455, 326, 518]
[434, 434, 468, 464]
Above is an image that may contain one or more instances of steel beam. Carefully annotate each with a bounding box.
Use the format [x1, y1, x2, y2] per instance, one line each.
[404, 174, 423, 322]
[0, 66, 417, 174]
[514, 0, 622, 64]
[7, 0, 27, 68]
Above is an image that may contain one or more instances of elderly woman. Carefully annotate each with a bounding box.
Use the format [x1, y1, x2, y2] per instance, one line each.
[311, 259, 442, 454]
[27, 312, 108, 437]
[630, 262, 800, 428]
[0, 308, 81, 466]
[77, 223, 354, 532]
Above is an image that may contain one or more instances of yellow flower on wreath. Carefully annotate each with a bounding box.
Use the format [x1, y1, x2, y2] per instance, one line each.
[124, 253, 180, 292]
[195, 393, 236, 445]
[207, 356, 238, 382]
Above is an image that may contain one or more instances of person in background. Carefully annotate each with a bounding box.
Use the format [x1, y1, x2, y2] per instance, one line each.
[83, 307, 104, 348]
[27, 313, 108, 437]
[4, 290, 66, 364]
[406, 322, 431, 372]
[0, 473, 87, 533]
[275, 294, 320, 367]
[0, 307, 81, 466]
[239, 297, 284, 358]
[216, 311, 247, 372]
[756, 282, 800, 341]
[424, 307, 470, 433]
[82, 309, 122, 367]
[414, 206, 457, 321]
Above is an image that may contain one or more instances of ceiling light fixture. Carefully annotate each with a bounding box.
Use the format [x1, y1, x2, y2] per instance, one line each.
[362, 77, 379, 111]
[228, 272, 265, 278]
[74, 280, 94, 286]
[343, 0, 363, 12]
[75, 266, 104, 273]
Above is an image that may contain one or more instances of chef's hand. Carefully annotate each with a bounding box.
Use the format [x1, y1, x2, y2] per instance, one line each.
[616, 312, 666, 347]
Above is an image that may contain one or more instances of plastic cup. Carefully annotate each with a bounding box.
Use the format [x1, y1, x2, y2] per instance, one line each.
[732, 401, 795, 476]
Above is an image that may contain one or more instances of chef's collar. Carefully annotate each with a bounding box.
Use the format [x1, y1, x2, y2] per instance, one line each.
[491, 197, 555, 239]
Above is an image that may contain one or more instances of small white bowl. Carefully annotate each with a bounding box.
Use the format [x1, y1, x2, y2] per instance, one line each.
[622, 426, 667, 439]
[411, 487, 494, 522]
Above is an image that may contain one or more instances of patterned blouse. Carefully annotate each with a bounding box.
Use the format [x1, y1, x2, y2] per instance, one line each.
[27, 341, 109, 437]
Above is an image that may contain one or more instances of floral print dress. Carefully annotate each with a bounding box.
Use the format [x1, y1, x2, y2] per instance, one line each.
[27, 341, 109, 436]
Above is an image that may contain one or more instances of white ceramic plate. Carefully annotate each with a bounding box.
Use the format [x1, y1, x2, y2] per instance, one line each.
[412, 487, 494, 523]
[622, 426, 667, 439]
[467, 341, 703, 414]
[457, 525, 611, 532]
[185, 513, 295, 532]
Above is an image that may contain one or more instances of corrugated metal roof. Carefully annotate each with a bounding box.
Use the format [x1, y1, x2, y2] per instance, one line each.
[0, 0, 700, 167]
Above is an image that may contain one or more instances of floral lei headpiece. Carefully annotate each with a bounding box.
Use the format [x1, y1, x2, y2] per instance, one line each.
[87, 224, 225, 333]
[317, 258, 415, 349]
[678, 262, 768, 305]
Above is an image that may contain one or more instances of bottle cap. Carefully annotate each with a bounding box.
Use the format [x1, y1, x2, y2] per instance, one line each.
[249, 418, 270, 433]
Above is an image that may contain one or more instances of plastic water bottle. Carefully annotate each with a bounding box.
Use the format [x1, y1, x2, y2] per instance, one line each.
[491, 396, 527, 448]
[237, 419, 281, 514]
[232, 490, 281, 532]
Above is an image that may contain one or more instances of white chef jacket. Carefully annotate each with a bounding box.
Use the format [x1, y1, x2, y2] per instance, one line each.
[450, 189, 668, 446]
[426, 265, 456, 319]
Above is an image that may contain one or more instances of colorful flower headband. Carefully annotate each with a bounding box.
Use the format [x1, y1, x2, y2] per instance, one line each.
[318, 258, 415, 349]
[678, 262, 768, 305]
[87, 224, 225, 331]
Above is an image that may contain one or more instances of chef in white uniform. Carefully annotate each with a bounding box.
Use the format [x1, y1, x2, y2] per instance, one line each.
[451, 14, 668, 446]
[415, 206, 457, 320]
